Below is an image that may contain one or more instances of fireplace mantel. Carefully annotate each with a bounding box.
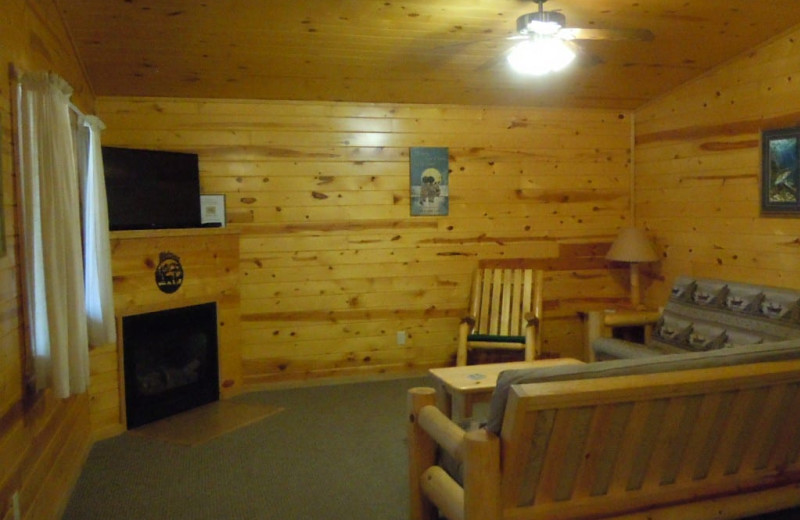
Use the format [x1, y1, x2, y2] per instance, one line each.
[89, 228, 241, 439]
[110, 226, 236, 240]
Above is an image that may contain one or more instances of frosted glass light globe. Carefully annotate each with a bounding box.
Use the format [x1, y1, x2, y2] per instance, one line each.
[507, 37, 576, 76]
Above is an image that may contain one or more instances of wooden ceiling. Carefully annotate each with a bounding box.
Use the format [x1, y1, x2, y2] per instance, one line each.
[56, 0, 800, 109]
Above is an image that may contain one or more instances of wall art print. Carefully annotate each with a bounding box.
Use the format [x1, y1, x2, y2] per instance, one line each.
[410, 146, 449, 216]
[762, 126, 800, 214]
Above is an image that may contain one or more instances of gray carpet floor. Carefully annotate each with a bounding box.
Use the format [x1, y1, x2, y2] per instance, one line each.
[63, 376, 430, 520]
[63, 375, 800, 520]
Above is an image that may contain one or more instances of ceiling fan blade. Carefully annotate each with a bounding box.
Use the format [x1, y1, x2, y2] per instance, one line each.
[559, 27, 654, 41]
[574, 47, 604, 67]
[426, 32, 519, 54]
[475, 44, 515, 72]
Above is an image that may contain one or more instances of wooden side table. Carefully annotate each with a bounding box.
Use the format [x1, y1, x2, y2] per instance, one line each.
[428, 358, 584, 419]
[580, 307, 661, 361]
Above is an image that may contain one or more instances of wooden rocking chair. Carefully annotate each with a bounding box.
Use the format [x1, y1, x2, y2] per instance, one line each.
[456, 267, 544, 366]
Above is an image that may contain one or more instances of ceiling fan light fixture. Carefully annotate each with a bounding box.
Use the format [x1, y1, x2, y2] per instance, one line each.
[507, 37, 576, 76]
[516, 11, 567, 36]
[526, 19, 562, 36]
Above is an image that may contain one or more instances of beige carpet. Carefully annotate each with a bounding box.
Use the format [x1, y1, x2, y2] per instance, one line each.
[129, 400, 283, 446]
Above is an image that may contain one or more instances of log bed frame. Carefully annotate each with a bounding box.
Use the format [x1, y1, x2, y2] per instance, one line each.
[408, 360, 800, 520]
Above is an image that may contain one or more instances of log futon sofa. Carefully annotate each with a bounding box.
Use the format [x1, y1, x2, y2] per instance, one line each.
[593, 276, 800, 361]
[408, 339, 800, 520]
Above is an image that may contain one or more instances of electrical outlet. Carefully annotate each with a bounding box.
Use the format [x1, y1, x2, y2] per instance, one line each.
[11, 491, 20, 520]
[396, 330, 407, 346]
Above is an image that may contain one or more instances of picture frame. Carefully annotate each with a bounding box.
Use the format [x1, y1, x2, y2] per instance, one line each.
[762, 126, 800, 214]
[200, 194, 226, 227]
[410, 146, 449, 216]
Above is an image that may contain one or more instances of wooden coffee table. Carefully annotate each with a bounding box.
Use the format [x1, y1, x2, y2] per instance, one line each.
[428, 358, 584, 419]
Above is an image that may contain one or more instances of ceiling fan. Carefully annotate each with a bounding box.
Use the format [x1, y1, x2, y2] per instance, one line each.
[506, 0, 653, 75]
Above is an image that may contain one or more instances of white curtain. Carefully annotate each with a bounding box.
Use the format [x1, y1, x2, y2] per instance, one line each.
[78, 115, 117, 347]
[17, 72, 89, 398]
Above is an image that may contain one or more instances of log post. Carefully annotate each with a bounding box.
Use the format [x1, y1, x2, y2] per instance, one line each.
[408, 387, 438, 520]
[457, 319, 472, 366]
[463, 429, 501, 520]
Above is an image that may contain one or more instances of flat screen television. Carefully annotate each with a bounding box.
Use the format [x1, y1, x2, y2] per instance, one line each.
[102, 146, 202, 231]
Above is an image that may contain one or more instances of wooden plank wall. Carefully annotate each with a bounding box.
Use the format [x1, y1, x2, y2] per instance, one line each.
[0, 1, 96, 519]
[98, 98, 633, 384]
[635, 25, 800, 304]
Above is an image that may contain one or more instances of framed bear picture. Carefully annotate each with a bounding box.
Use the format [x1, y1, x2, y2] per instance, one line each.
[409, 146, 449, 216]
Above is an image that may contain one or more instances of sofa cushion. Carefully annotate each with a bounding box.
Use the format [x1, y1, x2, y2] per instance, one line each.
[486, 339, 800, 434]
[686, 321, 728, 351]
[592, 337, 681, 360]
[724, 329, 765, 348]
[691, 280, 728, 308]
[651, 314, 728, 352]
[652, 315, 693, 344]
[674, 279, 800, 332]
[670, 276, 696, 302]
[760, 288, 800, 321]
[724, 282, 764, 313]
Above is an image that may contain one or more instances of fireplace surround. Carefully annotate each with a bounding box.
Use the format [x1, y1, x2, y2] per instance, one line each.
[92, 228, 240, 439]
[122, 302, 219, 428]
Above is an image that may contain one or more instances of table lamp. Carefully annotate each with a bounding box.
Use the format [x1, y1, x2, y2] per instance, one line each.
[606, 227, 659, 308]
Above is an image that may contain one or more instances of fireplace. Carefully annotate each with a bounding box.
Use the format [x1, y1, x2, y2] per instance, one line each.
[122, 302, 220, 429]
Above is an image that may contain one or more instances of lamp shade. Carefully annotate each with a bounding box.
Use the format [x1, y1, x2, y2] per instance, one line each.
[507, 37, 576, 76]
[606, 228, 659, 263]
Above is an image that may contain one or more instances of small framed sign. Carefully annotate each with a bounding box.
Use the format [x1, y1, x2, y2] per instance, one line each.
[762, 127, 800, 214]
[200, 194, 226, 227]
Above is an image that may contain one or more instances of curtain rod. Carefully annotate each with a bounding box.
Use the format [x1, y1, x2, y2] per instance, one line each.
[69, 102, 85, 118]
[11, 63, 86, 118]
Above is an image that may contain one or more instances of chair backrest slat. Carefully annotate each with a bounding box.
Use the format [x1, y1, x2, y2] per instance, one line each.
[469, 269, 483, 320]
[522, 270, 535, 331]
[473, 267, 540, 335]
[488, 268, 503, 335]
[477, 268, 494, 335]
[499, 269, 514, 336]
[509, 269, 523, 336]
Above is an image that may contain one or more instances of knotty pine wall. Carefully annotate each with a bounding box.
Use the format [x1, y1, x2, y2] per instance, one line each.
[635, 25, 800, 305]
[5, 2, 799, 517]
[1, 1, 97, 519]
[97, 98, 634, 385]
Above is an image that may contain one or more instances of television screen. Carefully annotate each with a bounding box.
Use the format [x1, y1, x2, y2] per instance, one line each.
[102, 146, 202, 231]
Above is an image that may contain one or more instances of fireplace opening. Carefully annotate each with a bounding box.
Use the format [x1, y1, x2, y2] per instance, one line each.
[122, 302, 219, 429]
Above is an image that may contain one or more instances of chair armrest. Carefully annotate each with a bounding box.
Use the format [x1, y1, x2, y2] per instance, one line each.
[409, 388, 501, 520]
[457, 317, 475, 366]
[409, 387, 468, 520]
[408, 388, 468, 462]
[418, 405, 466, 461]
[523, 312, 540, 327]
[602, 310, 661, 328]
[591, 337, 667, 360]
